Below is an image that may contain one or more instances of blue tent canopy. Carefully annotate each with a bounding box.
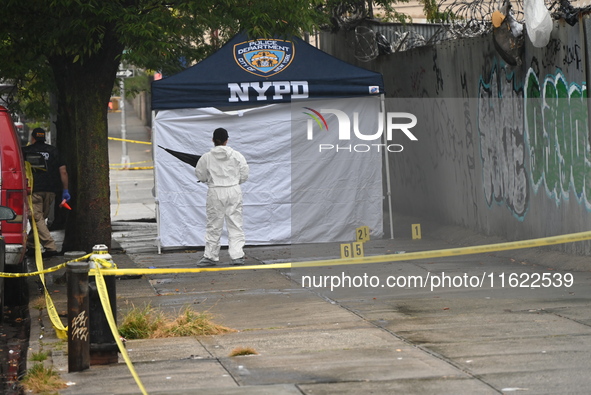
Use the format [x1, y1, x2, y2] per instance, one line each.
[151, 33, 384, 110]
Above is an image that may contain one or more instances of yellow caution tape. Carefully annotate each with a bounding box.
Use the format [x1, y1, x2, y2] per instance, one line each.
[110, 160, 152, 167]
[92, 256, 117, 269]
[110, 166, 154, 170]
[0, 255, 92, 278]
[94, 260, 147, 395]
[91, 229, 591, 276]
[25, 162, 68, 339]
[109, 159, 154, 170]
[108, 137, 151, 145]
[107, 137, 153, 169]
[0, 263, 67, 277]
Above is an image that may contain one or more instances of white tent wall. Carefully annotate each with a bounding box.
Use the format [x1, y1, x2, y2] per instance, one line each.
[290, 97, 383, 243]
[153, 97, 383, 248]
[154, 104, 291, 247]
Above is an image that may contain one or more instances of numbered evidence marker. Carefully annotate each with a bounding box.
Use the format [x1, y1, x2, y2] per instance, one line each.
[412, 224, 422, 240]
[356, 226, 370, 242]
[341, 241, 364, 259]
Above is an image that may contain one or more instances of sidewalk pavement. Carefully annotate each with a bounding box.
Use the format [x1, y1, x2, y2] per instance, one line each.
[25, 213, 591, 394]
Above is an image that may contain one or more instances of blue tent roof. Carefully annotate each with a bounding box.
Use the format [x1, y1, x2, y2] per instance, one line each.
[151, 33, 384, 110]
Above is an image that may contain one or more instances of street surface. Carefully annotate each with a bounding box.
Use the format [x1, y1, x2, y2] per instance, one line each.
[0, 278, 29, 395]
[107, 102, 155, 221]
[52, 228, 591, 395]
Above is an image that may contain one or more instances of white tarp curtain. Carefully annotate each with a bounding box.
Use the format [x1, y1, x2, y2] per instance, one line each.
[153, 96, 382, 247]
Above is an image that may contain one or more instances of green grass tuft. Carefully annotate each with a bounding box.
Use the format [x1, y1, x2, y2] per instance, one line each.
[30, 351, 49, 362]
[118, 304, 165, 339]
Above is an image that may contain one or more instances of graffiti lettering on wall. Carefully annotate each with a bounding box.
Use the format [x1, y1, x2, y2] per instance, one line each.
[539, 39, 583, 71]
[524, 66, 590, 207]
[562, 43, 582, 70]
[479, 64, 529, 219]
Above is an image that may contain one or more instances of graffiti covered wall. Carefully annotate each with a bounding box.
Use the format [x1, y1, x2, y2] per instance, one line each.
[321, 18, 591, 255]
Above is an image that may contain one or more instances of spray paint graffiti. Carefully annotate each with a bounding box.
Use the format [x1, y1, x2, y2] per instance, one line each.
[524, 67, 590, 207]
[479, 64, 529, 219]
[433, 50, 444, 95]
[562, 43, 582, 70]
[461, 72, 479, 224]
[410, 66, 426, 93]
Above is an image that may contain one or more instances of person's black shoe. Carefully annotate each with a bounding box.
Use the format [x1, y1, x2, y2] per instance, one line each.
[42, 250, 60, 258]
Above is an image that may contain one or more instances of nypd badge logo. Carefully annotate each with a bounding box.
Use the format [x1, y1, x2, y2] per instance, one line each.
[234, 39, 294, 77]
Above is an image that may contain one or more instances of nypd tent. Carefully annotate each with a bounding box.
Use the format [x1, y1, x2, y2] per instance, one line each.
[151, 33, 386, 249]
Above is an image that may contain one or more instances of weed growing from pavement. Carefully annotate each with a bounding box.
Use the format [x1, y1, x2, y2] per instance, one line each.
[119, 303, 235, 339]
[51, 339, 67, 352]
[118, 304, 165, 339]
[22, 363, 67, 394]
[159, 307, 236, 337]
[30, 351, 49, 362]
[31, 295, 46, 310]
[229, 347, 258, 357]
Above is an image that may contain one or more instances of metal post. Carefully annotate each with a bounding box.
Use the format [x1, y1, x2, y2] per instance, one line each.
[120, 79, 130, 168]
[88, 245, 119, 365]
[152, 110, 162, 255]
[67, 261, 90, 372]
[381, 94, 394, 239]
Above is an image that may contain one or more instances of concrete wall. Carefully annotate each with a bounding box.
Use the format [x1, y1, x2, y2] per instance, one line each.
[131, 91, 152, 127]
[321, 18, 591, 255]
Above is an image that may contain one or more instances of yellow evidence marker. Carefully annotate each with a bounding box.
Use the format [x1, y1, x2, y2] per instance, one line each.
[412, 224, 422, 240]
[341, 243, 353, 259]
[356, 226, 370, 242]
[340, 242, 365, 259]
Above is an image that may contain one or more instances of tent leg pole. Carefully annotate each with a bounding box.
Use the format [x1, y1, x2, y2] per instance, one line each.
[156, 202, 161, 255]
[381, 94, 394, 239]
[152, 110, 162, 255]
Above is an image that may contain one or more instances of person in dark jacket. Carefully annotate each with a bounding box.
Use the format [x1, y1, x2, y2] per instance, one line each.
[22, 128, 70, 257]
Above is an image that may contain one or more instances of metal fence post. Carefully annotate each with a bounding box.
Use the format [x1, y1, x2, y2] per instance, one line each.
[88, 244, 119, 365]
[67, 261, 90, 372]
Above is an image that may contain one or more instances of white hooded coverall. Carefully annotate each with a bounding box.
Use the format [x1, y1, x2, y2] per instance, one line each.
[195, 146, 249, 261]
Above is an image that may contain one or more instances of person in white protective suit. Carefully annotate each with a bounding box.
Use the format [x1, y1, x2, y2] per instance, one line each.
[195, 128, 249, 266]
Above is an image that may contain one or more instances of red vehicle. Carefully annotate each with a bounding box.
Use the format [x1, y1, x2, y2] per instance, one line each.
[0, 105, 28, 274]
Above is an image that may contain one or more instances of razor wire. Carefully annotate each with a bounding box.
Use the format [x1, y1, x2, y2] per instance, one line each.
[434, 0, 591, 39]
[339, 0, 591, 60]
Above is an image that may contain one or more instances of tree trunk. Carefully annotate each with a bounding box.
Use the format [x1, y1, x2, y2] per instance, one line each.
[50, 36, 124, 253]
